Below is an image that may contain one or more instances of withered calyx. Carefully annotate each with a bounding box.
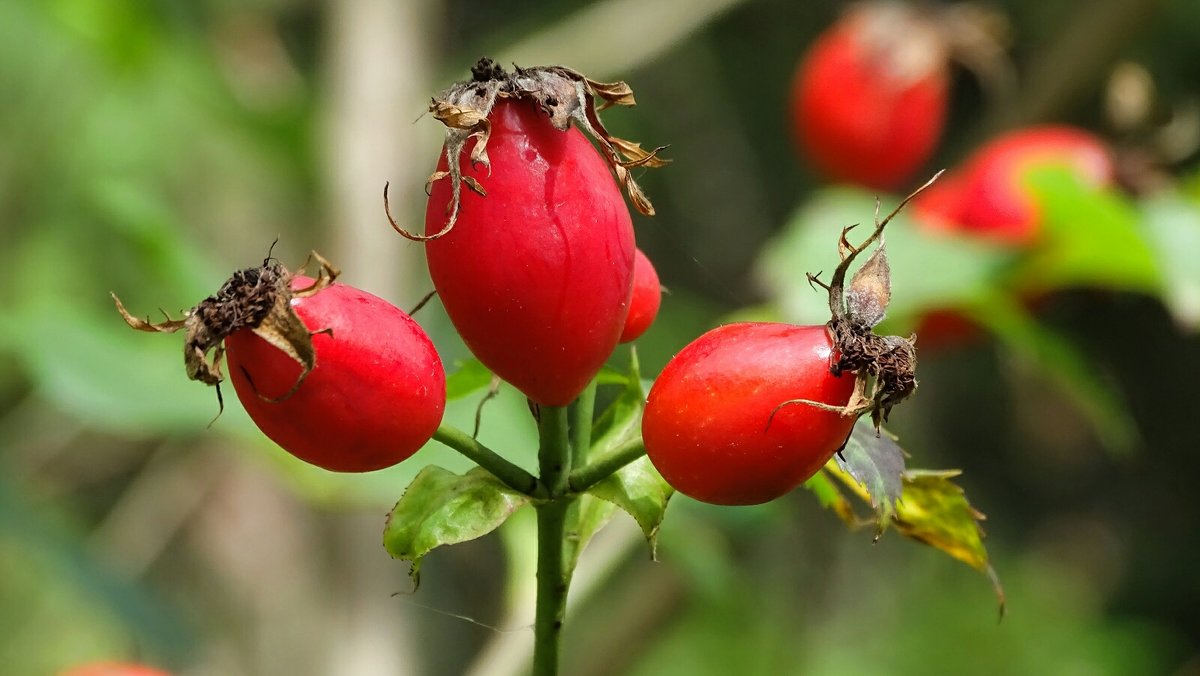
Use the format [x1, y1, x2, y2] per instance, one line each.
[386, 57, 669, 242]
[112, 251, 340, 407]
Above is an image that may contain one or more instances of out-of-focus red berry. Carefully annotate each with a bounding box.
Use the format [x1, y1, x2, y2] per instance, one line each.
[790, 2, 949, 190]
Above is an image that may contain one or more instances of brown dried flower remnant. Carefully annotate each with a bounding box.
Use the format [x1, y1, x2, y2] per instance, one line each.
[386, 57, 670, 241]
[781, 172, 944, 430]
[112, 251, 340, 409]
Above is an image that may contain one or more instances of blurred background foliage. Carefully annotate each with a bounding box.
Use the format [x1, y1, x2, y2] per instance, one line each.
[1, 0, 1198, 674]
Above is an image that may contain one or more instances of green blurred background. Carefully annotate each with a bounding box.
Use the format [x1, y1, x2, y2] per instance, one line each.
[2, 0, 1198, 674]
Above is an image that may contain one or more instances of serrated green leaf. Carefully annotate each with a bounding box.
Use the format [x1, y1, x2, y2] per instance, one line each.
[893, 469, 1005, 614]
[970, 297, 1138, 455]
[445, 359, 493, 400]
[757, 187, 1012, 326]
[1141, 194, 1200, 330]
[834, 420, 907, 521]
[562, 494, 618, 575]
[587, 457, 673, 557]
[1018, 168, 1160, 293]
[383, 465, 531, 580]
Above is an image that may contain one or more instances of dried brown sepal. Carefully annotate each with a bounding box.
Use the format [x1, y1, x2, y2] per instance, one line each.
[389, 57, 669, 241]
[778, 172, 943, 431]
[112, 250, 339, 406]
[845, 238, 892, 329]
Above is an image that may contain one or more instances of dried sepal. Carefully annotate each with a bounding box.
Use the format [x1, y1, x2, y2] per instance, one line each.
[391, 58, 668, 241]
[583, 77, 637, 108]
[609, 137, 671, 169]
[112, 250, 339, 405]
[111, 296, 187, 334]
[783, 172, 943, 430]
[845, 236, 892, 329]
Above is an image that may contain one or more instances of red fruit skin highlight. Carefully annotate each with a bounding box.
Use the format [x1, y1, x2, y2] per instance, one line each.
[425, 99, 636, 406]
[226, 277, 445, 473]
[643, 323, 857, 506]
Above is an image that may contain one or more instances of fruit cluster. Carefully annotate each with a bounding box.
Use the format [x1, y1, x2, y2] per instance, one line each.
[113, 60, 668, 476]
[112, 56, 924, 510]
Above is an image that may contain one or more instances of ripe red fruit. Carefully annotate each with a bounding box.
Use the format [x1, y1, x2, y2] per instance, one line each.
[790, 2, 949, 190]
[226, 276, 445, 472]
[642, 323, 857, 505]
[915, 126, 1114, 245]
[59, 664, 171, 676]
[619, 248, 662, 343]
[425, 99, 635, 406]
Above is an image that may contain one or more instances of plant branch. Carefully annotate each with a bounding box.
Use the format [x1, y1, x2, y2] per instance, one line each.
[533, 405, 573, 676]
[568, 436, 646, 493]
[432, 423, 540, 496]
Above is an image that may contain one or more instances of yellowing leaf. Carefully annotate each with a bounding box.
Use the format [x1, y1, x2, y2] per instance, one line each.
[893, 469, 1005, 615]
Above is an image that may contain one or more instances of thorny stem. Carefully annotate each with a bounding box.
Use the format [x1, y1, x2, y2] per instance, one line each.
[568, 436, 646, 493]
[431, 424, 540, 496]
[533, 405, 573, 676]
[819, 171, 944, 319]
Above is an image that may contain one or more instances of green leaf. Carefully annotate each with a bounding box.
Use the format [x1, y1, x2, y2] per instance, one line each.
[970, 297, 1138, 455]
[892, 469, 1005, 615]
[587, 457, 674, 557]
[834, 420, 907, 522]
[757, 187, 1013, 326]
[589, 350, 647, 456]
[1017, 168, 1160, 294]
[445, 359, 493, 400]
[383, 465, 531, 581]
[1141, 194, 1200, 329]
[562, 494, 618, 575]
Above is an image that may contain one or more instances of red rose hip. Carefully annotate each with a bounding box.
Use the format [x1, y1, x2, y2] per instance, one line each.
[643, 323, 857, 505]
[915, 125, 1114, 244]
[790, 2, 949, 190]
[226, 277, 445, 472]
[424, 99, 635, 406]
[619, 248, 662, 343]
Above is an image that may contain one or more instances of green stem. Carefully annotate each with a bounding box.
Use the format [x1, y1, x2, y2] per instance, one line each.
[571, 379, 598, 467]
[567, 436, 646, 492]
[533, 405, 572, 676]
[432, 423, 540, 496]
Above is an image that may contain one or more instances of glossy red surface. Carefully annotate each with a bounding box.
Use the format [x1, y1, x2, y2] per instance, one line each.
[226, 277, 445, 472]
[619, 248, 662, 344]
[643, 323, 857, 505]
[425, 99, 635, 406]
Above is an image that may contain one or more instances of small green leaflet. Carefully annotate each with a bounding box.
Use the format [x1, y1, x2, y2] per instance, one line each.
[588, 457, 673, 558]
[384, 465, 531, 583]
[582, 348, 672, 556]
[834, 420, 907, 523]
[563, 495, 618, 575]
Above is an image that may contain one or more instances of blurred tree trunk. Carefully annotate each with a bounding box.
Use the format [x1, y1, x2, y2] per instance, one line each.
[321, 0, 438, 302]
[319, 2, 439, 675]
